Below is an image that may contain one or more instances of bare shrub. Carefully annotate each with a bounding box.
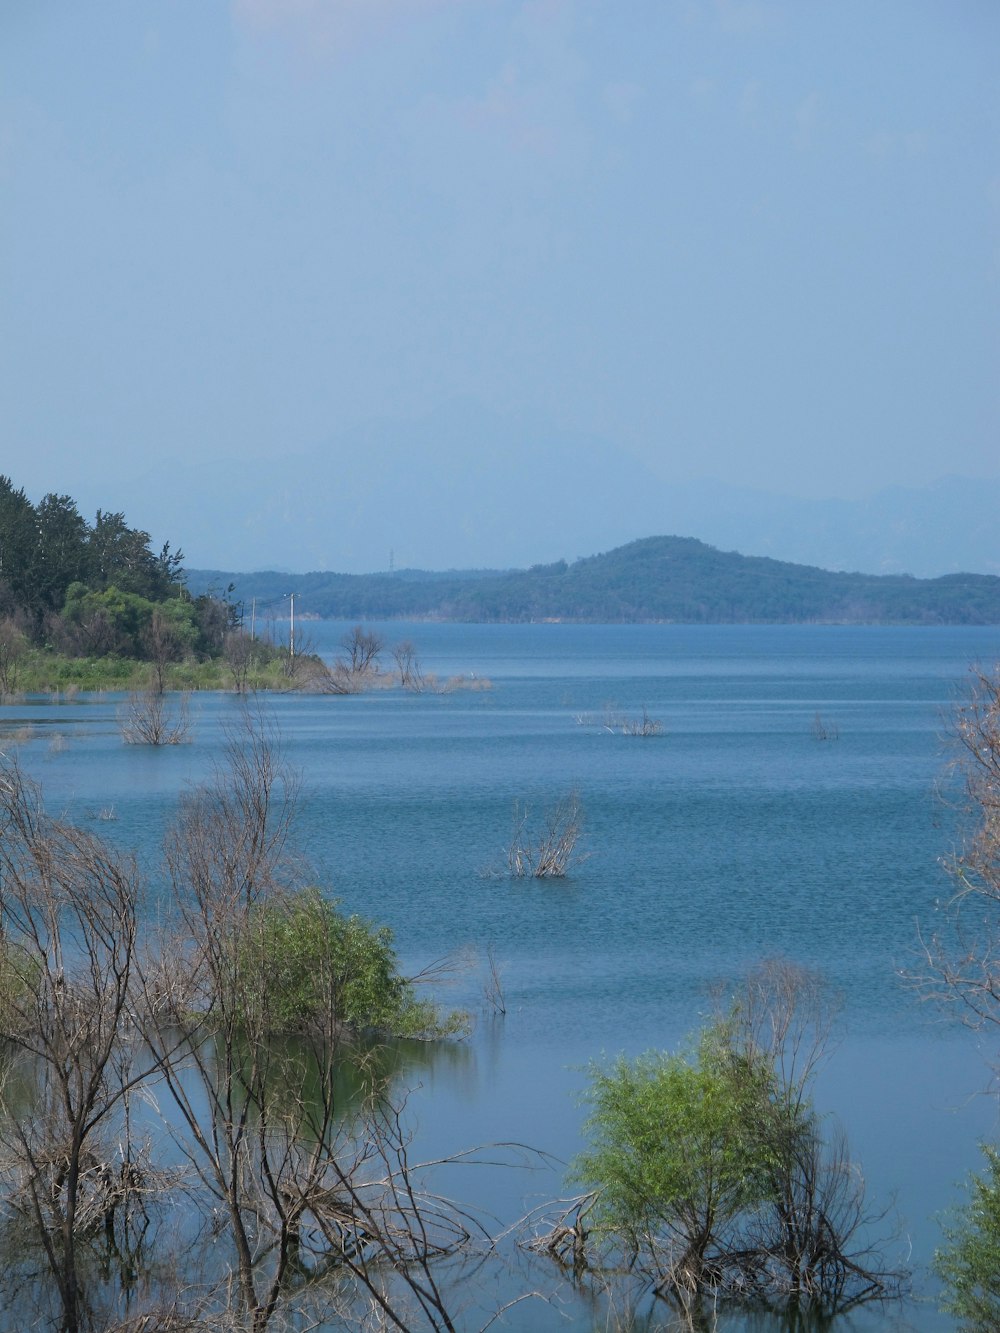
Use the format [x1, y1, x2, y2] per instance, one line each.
[392, 638, 424, 690]
[915, 665, 1000, 1028]
[576, 705, 663, 736]
[505, 792, 588, 879]
[618, 706, 663, 737]
[119, 689, 190, 745]
[439, 674, 492, 693]
[482, 942, 507, 1016]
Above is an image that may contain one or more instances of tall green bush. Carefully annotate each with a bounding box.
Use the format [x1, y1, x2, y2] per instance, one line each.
[572, 1026, 783, 1284]
[236, 888, 463, 1039]
[568, 968, 897, 1311]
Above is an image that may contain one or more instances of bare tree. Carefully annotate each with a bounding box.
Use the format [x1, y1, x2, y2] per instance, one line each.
[0, 759, 147, 1333]
[917, 664, 1000, 1029]
[311, 625, 388, 695]
[118, 689, 190, 745]
[134, 707, 481, 1332]
[342, 625, 384, 676]
[392, 639, 424, 691]
[223, 629, 254, 693]
[142, 610, 183, 695]
[0, 708, 545, 1332]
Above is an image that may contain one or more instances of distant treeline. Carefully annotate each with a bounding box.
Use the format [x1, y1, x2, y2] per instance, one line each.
[187, 536, 1000, 626]
[0, 477, 233, 661]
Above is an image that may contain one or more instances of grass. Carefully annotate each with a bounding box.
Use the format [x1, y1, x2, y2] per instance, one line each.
[9, 648, 314, 695]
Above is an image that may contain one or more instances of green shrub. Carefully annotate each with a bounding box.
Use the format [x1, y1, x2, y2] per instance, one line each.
[937, 1144, 1000, 1329]
[237, 888, 465, 1039]
[568, 988, 897, 1310]
[0, 936, 40, 1038]
[571, 1027, 779, 1267]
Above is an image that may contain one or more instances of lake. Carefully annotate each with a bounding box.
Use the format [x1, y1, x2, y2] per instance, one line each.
[4, 622, 1000, 1331]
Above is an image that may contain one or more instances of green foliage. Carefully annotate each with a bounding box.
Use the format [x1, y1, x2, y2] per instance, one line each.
[572, 1027, 780, 1259]
[0, 477, 250, 675]
[61, 583, 199, 659]
[237, 888, 465, 1039]
[568, 984, 895, 1310]
[937, 1144, 1000, 1329]
[0, 936, 40, 1039]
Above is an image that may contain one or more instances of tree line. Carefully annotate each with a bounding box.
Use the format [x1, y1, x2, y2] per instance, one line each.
[0, 477, 236, 677]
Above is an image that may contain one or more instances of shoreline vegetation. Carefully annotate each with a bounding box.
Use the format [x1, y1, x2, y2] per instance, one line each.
[0, 478, 496, 698]
[0, 636, 494, 700]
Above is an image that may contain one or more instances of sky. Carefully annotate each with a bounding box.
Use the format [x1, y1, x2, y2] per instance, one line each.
[2, 1, 998, 573]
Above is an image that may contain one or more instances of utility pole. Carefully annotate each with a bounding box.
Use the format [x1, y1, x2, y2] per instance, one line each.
[250, 597, 256, 641]
[289, 592, 295, 659]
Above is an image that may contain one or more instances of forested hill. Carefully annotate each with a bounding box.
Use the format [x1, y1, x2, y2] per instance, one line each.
[188, 536, 1000, 625]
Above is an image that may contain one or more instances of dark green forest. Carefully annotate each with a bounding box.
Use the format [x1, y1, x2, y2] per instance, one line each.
[189, 536, 1000, 625]
[0, 477, 233, 669]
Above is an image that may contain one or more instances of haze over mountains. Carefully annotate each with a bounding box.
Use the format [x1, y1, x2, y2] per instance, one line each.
[109, 404, 998, 579]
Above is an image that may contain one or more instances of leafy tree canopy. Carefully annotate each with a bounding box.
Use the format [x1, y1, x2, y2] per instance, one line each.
[0, 477, 238, 666]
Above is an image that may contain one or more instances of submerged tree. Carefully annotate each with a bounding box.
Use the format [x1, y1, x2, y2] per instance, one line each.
[560, 961, 899, 1318]
[0, 712, 488, 1332]
[505, 792, 588, 879]
[133, 708, 476, 1331]
[0, 760, 146, 1333]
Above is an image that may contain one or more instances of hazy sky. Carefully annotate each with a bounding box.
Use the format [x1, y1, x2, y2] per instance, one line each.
[2, 1, 998, 570]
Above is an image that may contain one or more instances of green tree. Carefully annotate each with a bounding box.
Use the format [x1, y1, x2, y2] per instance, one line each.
[236, 887, 461, 1038]
[0, 476, 37, 611]
[567, 963, 897, 1312]
[87, 509, 178, 599]
[31, 492, 90, 615]
[937, 1144, 1000, 1330]
[572, 1028, 779, 1294]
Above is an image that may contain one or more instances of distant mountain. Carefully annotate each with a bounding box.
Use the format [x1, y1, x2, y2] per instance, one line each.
[669, 475, 1000, 578]
[186, 535, 1000, 625]
[105, 401, 999, 578]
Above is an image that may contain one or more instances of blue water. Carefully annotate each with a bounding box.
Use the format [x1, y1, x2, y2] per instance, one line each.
[4, 623, 1000, 1330]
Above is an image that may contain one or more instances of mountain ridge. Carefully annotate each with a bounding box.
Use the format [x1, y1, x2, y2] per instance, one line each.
[185, 535, 1000, 625]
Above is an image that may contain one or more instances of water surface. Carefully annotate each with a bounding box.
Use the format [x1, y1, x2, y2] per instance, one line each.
[5, 623, 1000, 1330]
